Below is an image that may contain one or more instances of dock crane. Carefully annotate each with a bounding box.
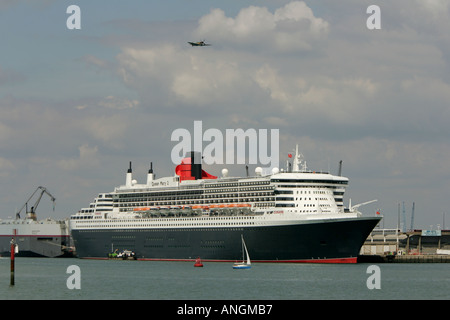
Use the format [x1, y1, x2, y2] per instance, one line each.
[15, 186, 56, 221]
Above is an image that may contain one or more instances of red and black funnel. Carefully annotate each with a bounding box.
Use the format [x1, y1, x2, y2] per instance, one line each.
[175, 151, 217, 182]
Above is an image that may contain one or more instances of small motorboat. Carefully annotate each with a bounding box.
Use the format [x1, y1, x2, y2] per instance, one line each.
[108, 249, 136, 260]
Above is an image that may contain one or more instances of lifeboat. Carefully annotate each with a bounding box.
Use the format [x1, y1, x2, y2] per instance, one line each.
[133, 207, 150, 211]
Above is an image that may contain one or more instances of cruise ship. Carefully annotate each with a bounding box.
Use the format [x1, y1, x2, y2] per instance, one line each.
[69, 146, 381, 263]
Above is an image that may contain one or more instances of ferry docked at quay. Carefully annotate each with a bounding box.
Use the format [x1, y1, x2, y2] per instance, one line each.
[69, 146, 381, 263]
[0, 186, 72, 258]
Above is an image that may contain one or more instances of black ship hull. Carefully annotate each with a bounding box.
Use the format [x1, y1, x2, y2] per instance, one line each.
[71, 216, 380, 263]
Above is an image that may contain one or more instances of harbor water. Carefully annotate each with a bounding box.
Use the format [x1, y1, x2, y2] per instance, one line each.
[1, 257, 448, 300]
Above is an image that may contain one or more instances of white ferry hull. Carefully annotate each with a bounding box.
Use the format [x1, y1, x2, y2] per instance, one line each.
[0, 219, 71, 258]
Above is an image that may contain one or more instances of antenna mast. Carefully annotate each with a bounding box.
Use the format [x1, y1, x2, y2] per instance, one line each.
[401, 201, 406, 232]
[410, 202, 415, 231]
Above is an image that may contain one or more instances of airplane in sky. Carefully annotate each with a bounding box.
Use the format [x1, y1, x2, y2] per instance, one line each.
[188, 41, 211, 47]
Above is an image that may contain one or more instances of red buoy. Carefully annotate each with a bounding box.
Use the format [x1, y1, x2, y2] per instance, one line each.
[194, 257, 203, 267]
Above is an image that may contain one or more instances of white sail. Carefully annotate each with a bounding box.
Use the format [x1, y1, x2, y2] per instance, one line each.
[242, 236, 251, 265]
[233, 235, 251, 269]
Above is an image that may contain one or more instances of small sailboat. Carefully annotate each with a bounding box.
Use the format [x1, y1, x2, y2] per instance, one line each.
[194, 256, 203, 267]
[233, 235, 251, 269]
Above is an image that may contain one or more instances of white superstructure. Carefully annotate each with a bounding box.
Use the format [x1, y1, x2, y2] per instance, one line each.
[70, 146, 363, 229]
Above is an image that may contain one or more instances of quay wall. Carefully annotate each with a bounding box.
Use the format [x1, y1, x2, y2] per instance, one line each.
[359, 229, 450, 263]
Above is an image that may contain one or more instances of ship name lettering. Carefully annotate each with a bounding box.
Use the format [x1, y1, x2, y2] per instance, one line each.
[152, 181, 168, 187]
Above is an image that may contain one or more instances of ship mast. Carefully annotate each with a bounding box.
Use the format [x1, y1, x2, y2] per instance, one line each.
[292, 144, 307, 172]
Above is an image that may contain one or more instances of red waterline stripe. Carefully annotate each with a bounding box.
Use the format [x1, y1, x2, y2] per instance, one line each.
[135, 257, 358, 264]
[0, 235, 70, 238]
[80, 257, 357, 263]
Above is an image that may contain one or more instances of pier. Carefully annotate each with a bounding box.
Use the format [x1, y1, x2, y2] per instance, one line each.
[359, 228, 450, 263]
[359, 253, 450, 263]
[388, 254, 450, 263]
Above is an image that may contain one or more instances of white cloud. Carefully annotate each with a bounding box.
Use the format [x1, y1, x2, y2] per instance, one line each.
[274, 1, 328, 35]
[57, 144, 99, 171]
[171, 58, 251, 107]
[81, 114, 130, 149]
[253, 64, 379, 124]
[97, 96, 139, 110]
[416, 0, 449, 20]
[116, 45, 189, 106]
[401, 76, 450, 103]
[111, 0, 448, 137]
[0, 0, 56, 10]
[0, 157, 15, 177]
[81, 55, 111, 70]
[0, 121, 12, 147]
[263, 116, 289, 127]
[116, 44, 264, 111]
[194, 1, 329, 52]
[0, 66, 26, 85]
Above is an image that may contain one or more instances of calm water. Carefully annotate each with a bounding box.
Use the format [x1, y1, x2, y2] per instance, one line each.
[0, 257, 448, 300]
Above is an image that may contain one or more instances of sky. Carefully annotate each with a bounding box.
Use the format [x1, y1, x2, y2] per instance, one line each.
[0, 0, 449, 230]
